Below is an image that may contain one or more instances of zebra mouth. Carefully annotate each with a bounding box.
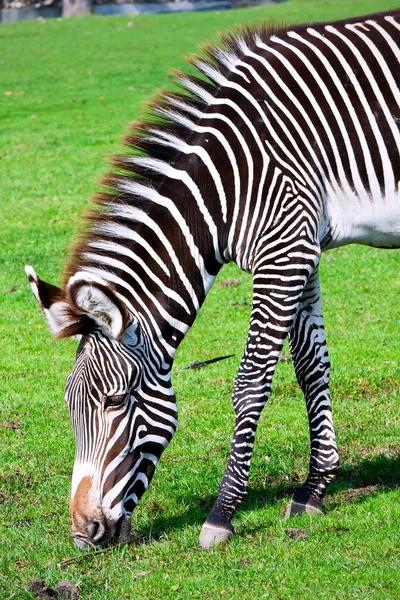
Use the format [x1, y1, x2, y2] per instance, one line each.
[71, 514, 132, 549]
[72, 534, 95, 550]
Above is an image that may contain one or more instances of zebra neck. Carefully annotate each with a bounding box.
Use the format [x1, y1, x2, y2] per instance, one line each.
[66, 195, 223, 360]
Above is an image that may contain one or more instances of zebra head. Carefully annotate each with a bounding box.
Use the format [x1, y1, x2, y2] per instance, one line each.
[25, 267, 177, 548]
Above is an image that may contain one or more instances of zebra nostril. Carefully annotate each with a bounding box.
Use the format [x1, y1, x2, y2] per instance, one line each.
[87, 518, 105, 542]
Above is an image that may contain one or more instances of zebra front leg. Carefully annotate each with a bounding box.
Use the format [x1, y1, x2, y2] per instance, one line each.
[286, 268, 340, 517]
[199, 245, 320, 547]
[199, 370, 268, 547]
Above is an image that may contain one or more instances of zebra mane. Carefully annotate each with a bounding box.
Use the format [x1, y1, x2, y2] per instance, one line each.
[61, 20, 288, 290]
[60, 7, 399, 330]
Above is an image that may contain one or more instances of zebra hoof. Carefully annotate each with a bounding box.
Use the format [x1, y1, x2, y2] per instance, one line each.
[199, 523, 234, 548]
[285, 499, 324, 518]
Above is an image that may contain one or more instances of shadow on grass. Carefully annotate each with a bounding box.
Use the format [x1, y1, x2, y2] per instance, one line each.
[137, 451, 400, 541]
[54, 452, 400, 566]
[324, 451, 400, 509]
[250, 451, 400, 508]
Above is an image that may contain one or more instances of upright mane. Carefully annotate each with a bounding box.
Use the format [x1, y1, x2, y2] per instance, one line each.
[58, 6, 400, 341]
[61, 20, 289, 288]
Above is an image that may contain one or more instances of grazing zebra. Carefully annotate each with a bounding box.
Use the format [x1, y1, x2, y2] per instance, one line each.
[26, 8, 400, 549]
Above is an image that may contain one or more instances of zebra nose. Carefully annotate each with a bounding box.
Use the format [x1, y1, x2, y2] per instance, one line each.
[71, 516, 112, 549]
[71, 508, 131, 548]
[87, 518, 106, 543]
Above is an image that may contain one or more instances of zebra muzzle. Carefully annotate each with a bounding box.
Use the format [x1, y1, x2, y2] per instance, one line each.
[71, 513, 131, 549]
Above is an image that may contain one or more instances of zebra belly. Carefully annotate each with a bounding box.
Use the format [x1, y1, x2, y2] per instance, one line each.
[325, 190, 400, 249]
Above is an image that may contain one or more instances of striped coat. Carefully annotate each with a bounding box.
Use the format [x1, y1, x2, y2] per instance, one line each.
[27, 9, 400, 548]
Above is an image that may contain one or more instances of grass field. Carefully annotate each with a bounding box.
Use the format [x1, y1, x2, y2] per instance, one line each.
[1, 1, 400, 598]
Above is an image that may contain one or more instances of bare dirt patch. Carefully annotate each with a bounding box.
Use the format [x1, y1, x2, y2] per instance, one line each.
[285, 528, 307, 541]
[219, 278, 241, 287]
[27, 580, 78, 599]
[2, 420, 21, 430]
[324, 483, 394, 510]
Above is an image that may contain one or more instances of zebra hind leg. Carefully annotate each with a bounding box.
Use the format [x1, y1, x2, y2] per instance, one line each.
[286, 268, 340, 517]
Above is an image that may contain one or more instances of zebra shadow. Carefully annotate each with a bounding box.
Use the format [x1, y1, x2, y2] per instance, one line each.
[250, 451, 400, 507]
[141, 452, 400, 540]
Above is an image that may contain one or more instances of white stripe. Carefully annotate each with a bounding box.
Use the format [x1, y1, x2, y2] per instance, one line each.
[84, 243, 192, 315]
[324, 25, 394, 200]
[95, 211, 200, 312]
[147, 127, 228, 222]
[130, 156, 222, 263]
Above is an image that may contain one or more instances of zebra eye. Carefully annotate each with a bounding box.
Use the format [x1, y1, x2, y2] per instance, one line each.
[102, 394, 128, 410]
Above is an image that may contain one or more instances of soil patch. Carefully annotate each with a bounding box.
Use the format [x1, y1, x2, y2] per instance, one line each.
[27, 580, 78, 599]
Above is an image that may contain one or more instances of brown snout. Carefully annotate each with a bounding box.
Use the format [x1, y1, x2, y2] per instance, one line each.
[70, 475, 131, 548]
[70, 513, 132, 549]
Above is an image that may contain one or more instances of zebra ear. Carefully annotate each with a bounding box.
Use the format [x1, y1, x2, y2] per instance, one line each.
[67, 273, 131, 339]
[25, 266, 77, 336]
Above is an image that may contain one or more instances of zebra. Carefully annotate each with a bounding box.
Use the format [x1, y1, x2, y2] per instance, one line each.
[26, 8, 400, 549]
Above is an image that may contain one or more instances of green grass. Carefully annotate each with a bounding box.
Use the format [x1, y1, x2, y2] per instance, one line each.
[1, 1, 400, 598]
